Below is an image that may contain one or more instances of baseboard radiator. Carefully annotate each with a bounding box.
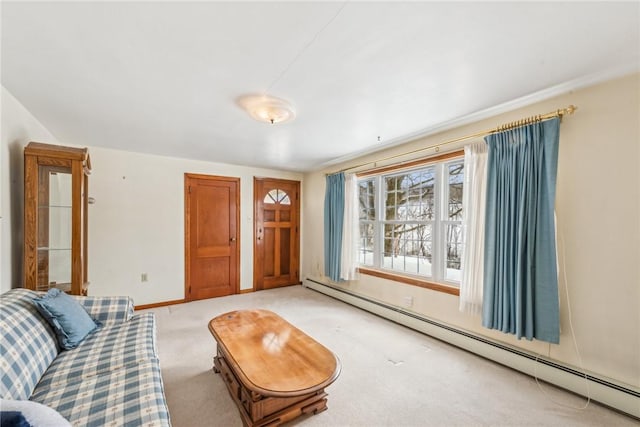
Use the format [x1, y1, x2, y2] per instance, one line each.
[303, 278, 640, 419]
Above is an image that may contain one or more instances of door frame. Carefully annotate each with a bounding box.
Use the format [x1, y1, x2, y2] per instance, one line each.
[184, 173, 240, 301]
[253, 177, 301, 291]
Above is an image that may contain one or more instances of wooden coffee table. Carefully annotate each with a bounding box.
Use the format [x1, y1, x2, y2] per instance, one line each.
[208, 309, 341, 427]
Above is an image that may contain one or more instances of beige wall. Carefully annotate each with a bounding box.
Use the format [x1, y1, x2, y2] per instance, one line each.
[302, 73, 640, 389]
[87, 147, 302, 305]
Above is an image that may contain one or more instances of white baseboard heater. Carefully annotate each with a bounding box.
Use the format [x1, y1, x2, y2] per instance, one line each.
[303, 278, 640, 419]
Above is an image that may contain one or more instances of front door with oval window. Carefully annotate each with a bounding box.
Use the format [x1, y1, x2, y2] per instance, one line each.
[254, 178, 300, 290]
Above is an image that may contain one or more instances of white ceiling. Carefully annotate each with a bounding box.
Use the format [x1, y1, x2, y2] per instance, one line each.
[2, 2, 639, 172]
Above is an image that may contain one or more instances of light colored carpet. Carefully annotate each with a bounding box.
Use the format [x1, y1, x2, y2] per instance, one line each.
[142, 285, 635, 426]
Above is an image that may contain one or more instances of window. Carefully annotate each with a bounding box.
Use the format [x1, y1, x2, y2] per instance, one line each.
[264, 189, 290, 205]
[357, 154, 464, 288]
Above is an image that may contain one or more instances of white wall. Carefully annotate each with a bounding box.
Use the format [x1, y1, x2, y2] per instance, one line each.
[302, 73, 640, 390]
[1, 85, 303, 305]
[87, 147, 302, 305]
[1, 86, 59, 293]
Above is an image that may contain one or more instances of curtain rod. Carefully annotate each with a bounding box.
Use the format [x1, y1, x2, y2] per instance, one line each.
[328, 104, 577, 175]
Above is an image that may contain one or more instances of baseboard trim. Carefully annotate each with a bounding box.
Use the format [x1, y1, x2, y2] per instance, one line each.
[303, 278, 640, 419]
[135, 299, 185, 310]
[135, 288, 255, 308]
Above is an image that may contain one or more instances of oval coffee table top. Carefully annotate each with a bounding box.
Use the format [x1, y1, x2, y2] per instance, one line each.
[209, 309, 340, 397]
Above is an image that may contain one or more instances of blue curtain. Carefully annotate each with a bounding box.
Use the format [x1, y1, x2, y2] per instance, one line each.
[482, 118, 560, 343]
[324, 173, 345, 282]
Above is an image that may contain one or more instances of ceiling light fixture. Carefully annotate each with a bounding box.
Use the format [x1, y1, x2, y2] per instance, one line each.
[236, 4, 346, 126]
[237, 94, 295, 125]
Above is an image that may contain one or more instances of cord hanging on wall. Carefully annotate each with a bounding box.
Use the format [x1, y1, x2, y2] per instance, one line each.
[237, 2, 347, 125]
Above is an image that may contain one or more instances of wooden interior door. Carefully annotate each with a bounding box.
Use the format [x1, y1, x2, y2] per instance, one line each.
[254, 178, 300, 290]
[185, 174, 240, 300]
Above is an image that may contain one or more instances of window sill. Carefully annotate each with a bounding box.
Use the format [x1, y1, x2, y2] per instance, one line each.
[358, 267, 460, 296]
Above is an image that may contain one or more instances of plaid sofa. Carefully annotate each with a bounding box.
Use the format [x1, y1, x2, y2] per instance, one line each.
[0, 288, 171, 426]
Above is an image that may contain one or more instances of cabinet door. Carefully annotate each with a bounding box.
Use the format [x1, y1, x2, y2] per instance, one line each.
[37, 166, 73, 291]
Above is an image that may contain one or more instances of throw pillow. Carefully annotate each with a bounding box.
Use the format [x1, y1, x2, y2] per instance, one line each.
[0, 399, 71, 427]
[0, 411, 31, 427]
[32, 288, 99, 350]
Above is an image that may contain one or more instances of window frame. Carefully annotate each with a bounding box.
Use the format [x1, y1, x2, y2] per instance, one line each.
[356, 150, 464, 296]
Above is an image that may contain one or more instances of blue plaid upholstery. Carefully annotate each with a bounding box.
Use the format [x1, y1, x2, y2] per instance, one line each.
[31, 360, 170, 427]
[1, 289, 170, 426]
[36, 313, 157, 390]
[0, 289, 59, 400]
[72, 295, 134, 326]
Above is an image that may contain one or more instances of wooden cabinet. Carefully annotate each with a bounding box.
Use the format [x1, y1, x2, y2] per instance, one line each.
[213, 346, 329, 427]
[24, 142, 91, 295]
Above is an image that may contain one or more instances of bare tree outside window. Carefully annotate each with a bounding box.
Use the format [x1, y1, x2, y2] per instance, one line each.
[382, 169, 435, 276]
[445, 163, 464, 281]
[358, 179, 375, 265]
[357, 159, 464, 284]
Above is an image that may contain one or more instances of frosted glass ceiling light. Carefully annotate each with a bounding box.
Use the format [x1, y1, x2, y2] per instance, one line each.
[238, 94, 295, 125]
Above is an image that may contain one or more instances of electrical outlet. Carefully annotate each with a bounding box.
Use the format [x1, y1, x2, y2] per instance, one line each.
[403, 296, 413, 308]
[141, 273, 148, 282]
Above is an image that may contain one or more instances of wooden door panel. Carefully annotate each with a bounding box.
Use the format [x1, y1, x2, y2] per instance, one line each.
[280, 228, 290, 275]
[264, 228, 275, 277]
[185, 174, 239, 300]
[191, 258, 230, 299]
[254, 178, 300, 290]
[264, 209, 275, 221]
[196, 185, 230, 247]
[196, 247, 231, 258]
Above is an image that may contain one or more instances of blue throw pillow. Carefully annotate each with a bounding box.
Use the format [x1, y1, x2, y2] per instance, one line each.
[32, 289, 99, 350]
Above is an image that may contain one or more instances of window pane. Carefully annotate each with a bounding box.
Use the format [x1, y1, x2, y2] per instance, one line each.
[445, 223, 463, 282]
[384, 168, 434, 221]
[359, 222, 374, 266]
[448, 162, 464, 220]
[358, 178, 376, 221]
[382, 223, 432, 277]
[265, 190, 277, 204]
